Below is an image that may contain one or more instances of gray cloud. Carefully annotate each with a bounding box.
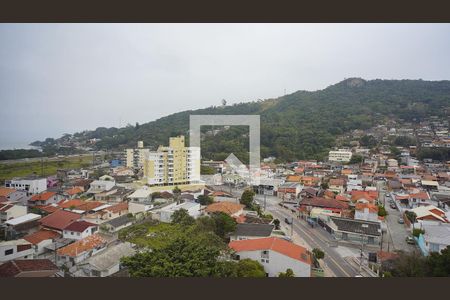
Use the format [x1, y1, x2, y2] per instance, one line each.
[1, 23, 450, 148]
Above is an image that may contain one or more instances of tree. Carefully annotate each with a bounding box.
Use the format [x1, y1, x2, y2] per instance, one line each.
[426, 246, 450, 276]
[173, 186, 182, 204]
[235, 259, 266, 277]
[412, 228, 424, 237]
[349, 154, 363, 164]
[378, 205, 388, 217]
[405, 211, 417, 223]
[273, 219, 280, 230]
[171, 209, 195, 226]
[359, 135, 377, 148]
[320, 182, 329, 190]
[384, 251, 428, 277]
[197, 194, 214, 206]
[151, 192, 162, 200]
[278, 268, 295, 277]
[122, 235, 224, 277]
[312, 248, 325, 260]
[240, 189, 255, 208]
[210, 212, 237, 239]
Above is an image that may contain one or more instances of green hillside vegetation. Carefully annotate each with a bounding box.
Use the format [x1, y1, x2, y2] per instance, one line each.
[34, 78, 450, 162]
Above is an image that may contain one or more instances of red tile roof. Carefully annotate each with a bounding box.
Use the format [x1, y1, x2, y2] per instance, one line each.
[300, 197, 349, 210]
[0, 259, 58, 277]
[23, 229, 61, 245]
[0, 203, 14, 212]
[351, 191, 378, 202]
[0, 187, 16, 197]
[329, 179, 345, 186]
[63, 220, 97, 232]
[104, 202, 128, 214]
[355, 202, 379, 213]
[37, 205, 61, 214]
[57, 234, 106, 257]
[57, 199, 85, 209]
[229, 237, 311, 265]
[74, 201, 105, 212]
[205, 202, 244, 215]
[30, 191, 56, 202]
[64, 187, 84, 196]
[39, 210, 81, 231]
[336, 195, 349, 202]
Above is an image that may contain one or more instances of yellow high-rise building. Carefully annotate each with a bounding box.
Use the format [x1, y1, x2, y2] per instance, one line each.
[143, 136, 200, 186]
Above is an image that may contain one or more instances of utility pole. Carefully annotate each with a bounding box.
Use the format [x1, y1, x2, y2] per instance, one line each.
[264, 191, 267, 212]
[290, 217, 294, 238]
[359, 234, 365, 276]
[41, 158, 44, 177]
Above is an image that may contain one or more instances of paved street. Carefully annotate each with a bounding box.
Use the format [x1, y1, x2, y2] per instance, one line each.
[222, 186, 360, 277]
[384, 194, 417, 252]
[377, 181, 417, 253]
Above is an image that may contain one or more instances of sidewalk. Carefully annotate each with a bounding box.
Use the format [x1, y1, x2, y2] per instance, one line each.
[279, 223, 336, 277]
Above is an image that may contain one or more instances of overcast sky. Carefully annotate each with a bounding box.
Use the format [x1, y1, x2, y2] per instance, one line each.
[1, 23, 450, 148]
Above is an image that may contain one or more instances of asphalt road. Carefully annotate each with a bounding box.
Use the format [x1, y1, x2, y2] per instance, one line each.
[377, 181, 417, 252]
[224, 186, 359, 277]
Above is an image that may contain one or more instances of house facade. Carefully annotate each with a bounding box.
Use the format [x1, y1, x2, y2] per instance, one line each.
[5, 177, 47, 197]
[0, 239, 34, 262]
[229, 237, 312, 277]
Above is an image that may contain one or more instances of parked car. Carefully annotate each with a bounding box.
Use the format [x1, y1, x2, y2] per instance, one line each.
[390, 203, 397, 209]
[386, 193, 391, 197]
[406, 236, 415, 244]
[284, 217, 293, 225]
[398, 217, 404, 224]
[281, 236, 292, 242]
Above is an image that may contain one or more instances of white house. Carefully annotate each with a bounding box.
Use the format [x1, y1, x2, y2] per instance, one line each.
[128, 188, 152, 202]
[62, 220, 98, 240]
[354, 203, 379, 222]
[0, 187, 27, 203]
[23, 229, 61, 255]
[0, 239, 34, 262]
[229, 237, 312, 277]
[230, 223, 275, 241]
[77, 242, 136, 277]
[102, 215, 134, 233]
[328, 149, 352, 163]
[128, 200, 154, 215]
[56, 234, 107, 268]
[422, 223, 450, 254]
[346, 175, 363, 192]
[0, 203, 27, 224]
[87, 177, 116, 194]
[159, 201, 201, 223]
[4, 177, 47, 196]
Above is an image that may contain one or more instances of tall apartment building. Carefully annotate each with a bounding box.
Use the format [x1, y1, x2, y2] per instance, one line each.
[328, 149, 353, 162]
[126, 141, 150, 170]
[143, 136, 200, 186]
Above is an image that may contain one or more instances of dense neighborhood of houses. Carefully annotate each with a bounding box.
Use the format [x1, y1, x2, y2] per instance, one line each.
[1, 118, 450, 278]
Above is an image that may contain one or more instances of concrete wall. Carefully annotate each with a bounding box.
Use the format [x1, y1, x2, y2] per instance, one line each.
[236, 250, 310, 277]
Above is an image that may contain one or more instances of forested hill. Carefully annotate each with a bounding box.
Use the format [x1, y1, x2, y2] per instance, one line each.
[34, 78, 450, 162]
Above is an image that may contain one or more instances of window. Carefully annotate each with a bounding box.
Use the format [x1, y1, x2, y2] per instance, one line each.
[71, 232, 74, 235]
[4, 249, 13, 256]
